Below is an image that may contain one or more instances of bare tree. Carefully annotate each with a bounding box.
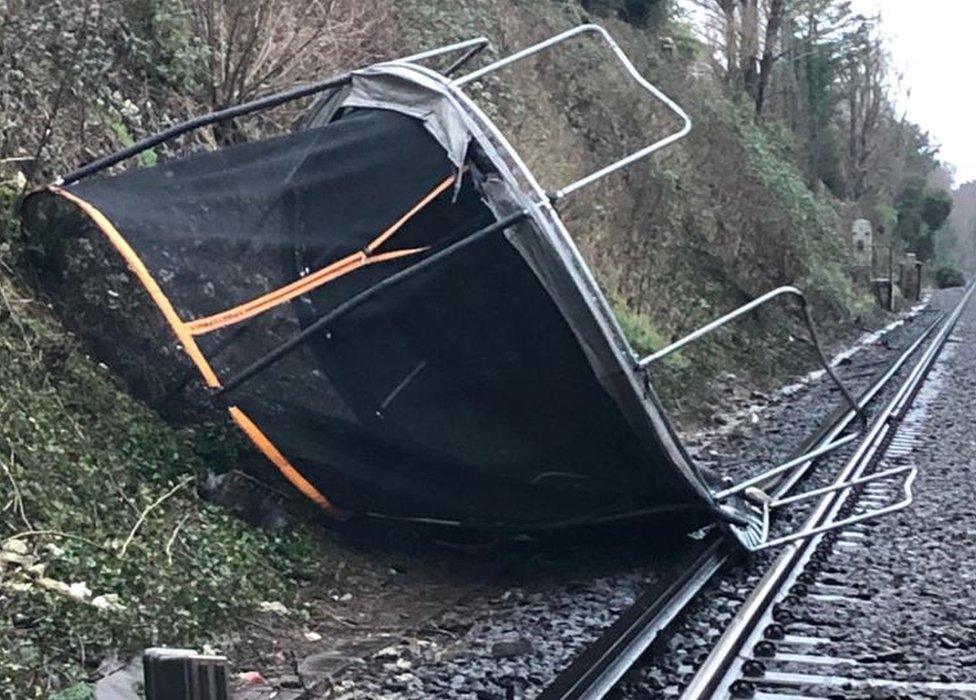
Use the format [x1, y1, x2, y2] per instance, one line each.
[184, 0, 386, 139]
[690, 0, 788, 114]
[839, 21, 885, 198]
[754, 0, 785, 114]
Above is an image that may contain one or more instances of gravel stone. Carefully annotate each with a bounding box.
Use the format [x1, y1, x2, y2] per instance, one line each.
[491, 638, 534, 658]
[323, 301, 944, 698]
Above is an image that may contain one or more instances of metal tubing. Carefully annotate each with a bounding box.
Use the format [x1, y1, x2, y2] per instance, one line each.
[770, 311, 942, 500]
[713, 432, 860, 501]
[751, 297, 962, 552]
[396, 36, 490, 65]
[682, 285, 975, 699]
[443, 42, 492, 77]
[639, 286, 801, 365]
[214, 209, 530, 398]
[453, 24, 692, 201]
[640, 286, 867, 465]
[59, 36, 490, 185]
[770, 462, 913, 509]
[734, 308, 945, 554]
[756, 467, 917, 550]
[537, 310, 945, 700]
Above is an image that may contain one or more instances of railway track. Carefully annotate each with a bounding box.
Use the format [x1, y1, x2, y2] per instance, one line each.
[539, 285, 975, 700]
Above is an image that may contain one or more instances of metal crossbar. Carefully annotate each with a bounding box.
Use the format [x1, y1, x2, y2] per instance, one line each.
[639, 286, 868, 507]
[639, 286, 801, 366]
[713, 433, 861, 501]
[754, 464, 917, 550]
[453, 24, 692, 201]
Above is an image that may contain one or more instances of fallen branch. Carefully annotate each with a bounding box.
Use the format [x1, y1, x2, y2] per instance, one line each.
[0, 451, 32, 531]
[165, 513, 192, 565]
[119, 476, 194, 558]
[2, 529, 107, 551]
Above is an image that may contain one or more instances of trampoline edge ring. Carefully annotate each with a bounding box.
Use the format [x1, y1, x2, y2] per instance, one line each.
[45, 186, 347, 520]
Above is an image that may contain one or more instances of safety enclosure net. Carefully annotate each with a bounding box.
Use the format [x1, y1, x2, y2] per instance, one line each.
[21, 65, 723, 533]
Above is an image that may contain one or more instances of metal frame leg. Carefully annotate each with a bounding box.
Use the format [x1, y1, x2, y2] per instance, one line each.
[640, 286, 868, 502]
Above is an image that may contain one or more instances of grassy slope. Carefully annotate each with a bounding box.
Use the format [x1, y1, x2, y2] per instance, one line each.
[0, 256, 330, 696]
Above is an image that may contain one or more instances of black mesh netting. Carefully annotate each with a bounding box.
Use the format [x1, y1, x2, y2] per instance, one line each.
[22, 107, 705, 528]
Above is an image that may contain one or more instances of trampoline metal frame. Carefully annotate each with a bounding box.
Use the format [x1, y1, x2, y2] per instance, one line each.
[48, 23, 894, 550]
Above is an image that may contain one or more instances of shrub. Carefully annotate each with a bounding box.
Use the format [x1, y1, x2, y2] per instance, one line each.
[935, 265, 965, 289]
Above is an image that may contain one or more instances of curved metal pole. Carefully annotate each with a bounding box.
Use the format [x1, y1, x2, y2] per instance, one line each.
[58, 37, 491, 186]
[452, 24, 692, 201]
[639, 286, 802, 366]
[640, 285, 868, 450]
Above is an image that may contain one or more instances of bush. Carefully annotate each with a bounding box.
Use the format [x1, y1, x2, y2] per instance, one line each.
[935, 265, 966, 289]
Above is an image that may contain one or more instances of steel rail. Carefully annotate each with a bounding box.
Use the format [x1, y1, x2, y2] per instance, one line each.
[681, 284, 976, 700]
[537, 309, 945, 700]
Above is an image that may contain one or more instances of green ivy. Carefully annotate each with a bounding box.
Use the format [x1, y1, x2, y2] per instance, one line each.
[110, 121, 158, 169]
[0, 272, 326, 696]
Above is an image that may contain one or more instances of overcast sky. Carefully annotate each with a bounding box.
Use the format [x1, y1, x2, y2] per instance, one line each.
[678, 1, 976, 186]
[843, 0, 976, 185]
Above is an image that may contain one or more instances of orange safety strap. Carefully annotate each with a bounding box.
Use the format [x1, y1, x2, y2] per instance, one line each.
[184, 171, 457, 336]
[228, 406, 342, 515]
[185, 246, 425, 335]
[49, 186, 344, 519]
[52, 186, 221, 389]
[365, 172, 457, 254]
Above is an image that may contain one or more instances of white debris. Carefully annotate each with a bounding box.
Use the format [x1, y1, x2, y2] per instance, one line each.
[91, 594, 126, 612]
[67, 581, 93, 601]
[258, 600, 289, 615]
[0, 550, 33, 568]
[2, 539, 29, 555]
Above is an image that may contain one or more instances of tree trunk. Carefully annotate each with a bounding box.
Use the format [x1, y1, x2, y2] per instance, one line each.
[739, 0, 760, 100]
[716, 0, 739, 83]
[755, 0, 785, 115]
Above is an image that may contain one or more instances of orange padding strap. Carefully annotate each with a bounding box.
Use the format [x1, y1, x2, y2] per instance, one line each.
[185, 246, 425, 335]
[229, 407, 344, 517]
[184, 172, 457, 335]
[49, 186, 343, 519]
[51, 186, 221, 389]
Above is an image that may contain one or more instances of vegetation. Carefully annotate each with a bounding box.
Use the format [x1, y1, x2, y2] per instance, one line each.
[0, 253, 335, 695]
[935, 265, 965, 289]
[937, 180, 976, 271]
